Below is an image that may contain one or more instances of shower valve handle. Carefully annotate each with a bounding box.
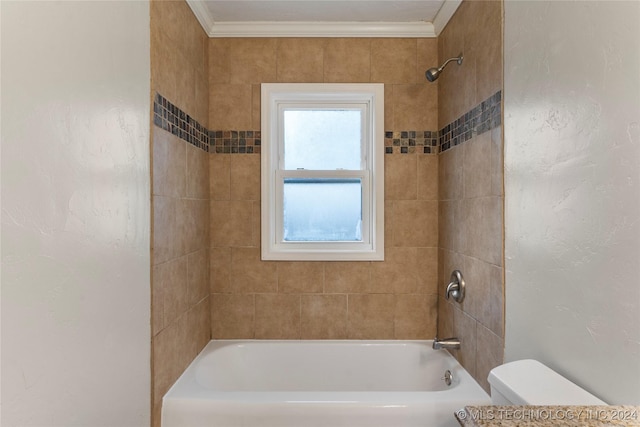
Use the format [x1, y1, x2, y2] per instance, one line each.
[445, 270, 465, 303]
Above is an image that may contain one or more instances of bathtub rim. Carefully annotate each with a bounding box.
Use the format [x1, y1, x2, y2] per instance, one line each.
[163, 339, 490, 404]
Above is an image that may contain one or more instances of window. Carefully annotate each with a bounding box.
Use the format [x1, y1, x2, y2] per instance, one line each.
[261, 83, 384, 261]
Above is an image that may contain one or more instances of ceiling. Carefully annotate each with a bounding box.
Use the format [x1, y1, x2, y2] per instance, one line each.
[186, 0, 461, 37]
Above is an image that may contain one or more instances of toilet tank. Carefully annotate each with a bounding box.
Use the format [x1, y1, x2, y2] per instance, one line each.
[488, 360, 606, 405]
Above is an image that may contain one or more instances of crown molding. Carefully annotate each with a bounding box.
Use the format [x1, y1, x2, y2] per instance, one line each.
[432, 0, 462, 35]
[186, 0, 460, 38]
[186, 0, 216, 34]
[207, 21, 436, 38]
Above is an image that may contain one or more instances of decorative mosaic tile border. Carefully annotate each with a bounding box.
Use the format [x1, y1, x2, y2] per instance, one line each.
[439, 90, 501, 153]
[153, 93, 209, 152]
[384, 131, 439, 154]
[153, 89, 501, 156]
[209, 131, 261, 154]
[208, 130, 437, 155]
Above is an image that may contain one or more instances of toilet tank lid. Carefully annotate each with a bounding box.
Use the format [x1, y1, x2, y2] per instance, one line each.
[488, 359, 606, 405]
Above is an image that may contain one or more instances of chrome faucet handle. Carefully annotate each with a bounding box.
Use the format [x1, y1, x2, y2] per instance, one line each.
[445, 270, 465, 303]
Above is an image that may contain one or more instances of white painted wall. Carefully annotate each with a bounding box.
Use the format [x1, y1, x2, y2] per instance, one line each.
[1, 1, 151, 425]
[504, 1, 640, 404]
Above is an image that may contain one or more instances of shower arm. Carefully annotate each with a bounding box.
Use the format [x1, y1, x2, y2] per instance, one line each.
[438, 55, 463, 72]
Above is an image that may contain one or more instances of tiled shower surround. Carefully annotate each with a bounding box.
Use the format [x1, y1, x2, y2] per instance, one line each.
[435, 0, 504, 394]
[208, 37, 441, 344]
[150, 1, 504, 426]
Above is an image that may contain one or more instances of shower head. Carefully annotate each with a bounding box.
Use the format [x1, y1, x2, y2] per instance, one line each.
[425, 54, 463, 82]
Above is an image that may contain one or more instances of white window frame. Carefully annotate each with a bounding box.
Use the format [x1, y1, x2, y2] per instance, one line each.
[261, 83, 384, 261]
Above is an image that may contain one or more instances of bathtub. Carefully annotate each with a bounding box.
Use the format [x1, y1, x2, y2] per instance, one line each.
[162, 340, 490, 427]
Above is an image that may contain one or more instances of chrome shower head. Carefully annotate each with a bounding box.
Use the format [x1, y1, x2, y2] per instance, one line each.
[425, 54, 463, 82]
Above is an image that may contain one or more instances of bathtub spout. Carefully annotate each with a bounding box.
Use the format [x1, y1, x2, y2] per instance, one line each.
[432, 337, 460, 350]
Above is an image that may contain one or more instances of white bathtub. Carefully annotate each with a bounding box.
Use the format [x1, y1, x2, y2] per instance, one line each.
[162, 340, 490, 427]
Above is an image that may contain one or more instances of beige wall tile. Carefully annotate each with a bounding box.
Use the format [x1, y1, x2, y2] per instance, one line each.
[437, 296, 454, 339]
[347, 294, 395, 339]
[324, 38, 371, 83]
[466, 0, 502, 103]
[392, 84, 438, 130]
[324, 262, 371, 293]
[153, 127, 186, 198]
[417, 38, 439, 84]
[462, 196, 502, 265]
[230, 247, 277, 293]
[451, 306, 477, 379]
[301, 294, 348, 339]
[463, 131, 492, 199]
[172, 199, 190, 256]
[150, 31, 177, 102]
[210, 154, 230, 200]
[438, 2, 473, 127]
[188, 249, 209, 305]
[438, 199, 462, 253]
[210, 200, 253, 247]
[175, 312, 197, 376]
[395, 294, 437, 339]
[182, 198, 209, 254]
[186, 143, 209, 199]
[439, 145, 463, 200]
[174, 50, 197, 116]
[385, 154, 417, 201]
[255, 294, 301, 339]
[384, 84, 394, 130]
[392, 200, 438, 247]
[438, 0, 502, 127]
[152, 320, 180, 414]
[230, 154, 260, 200]
[152, 403, 162, 427]
[183, 3, 206, 73]
[384, 200, 394, 248]
[371, 39, 416, 84]
[153, 196, 179, 264]
[186, 297, 211, 358]
[277, 38, 325, 83]
[461, 255, 492, 328]
[491, 126, 503, 197]
[475, 323, 504, 393]
[251, 200, 261, 247]
[417, 247, 438, 295]
[437, 247, 444, 293]
[251, 84, 261, 129]
[371, 247, 419, 294]
[156, 257, 188, 327]
[151, 0, 182, 55]
[211, 293, 255, 338]
[489, 262, 504, 338]
[209, 38, 277, 84]
[417, 154, 438, 200]
[278, 262, 324, 293]
[209, 84, 252, 129]
[151, 265, 164, 335]
[210, 247, 231, 293]
[195, 69, 209, 126]
[208, 39, 230, 84]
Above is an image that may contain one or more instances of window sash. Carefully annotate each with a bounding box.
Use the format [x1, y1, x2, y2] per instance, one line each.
[278, 103, 368, 171]
[275, 169, 371, 245]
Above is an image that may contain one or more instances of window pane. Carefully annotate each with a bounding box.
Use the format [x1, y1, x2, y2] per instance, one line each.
[283, 110, 362, 170]
[283, 178, 362, 242]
